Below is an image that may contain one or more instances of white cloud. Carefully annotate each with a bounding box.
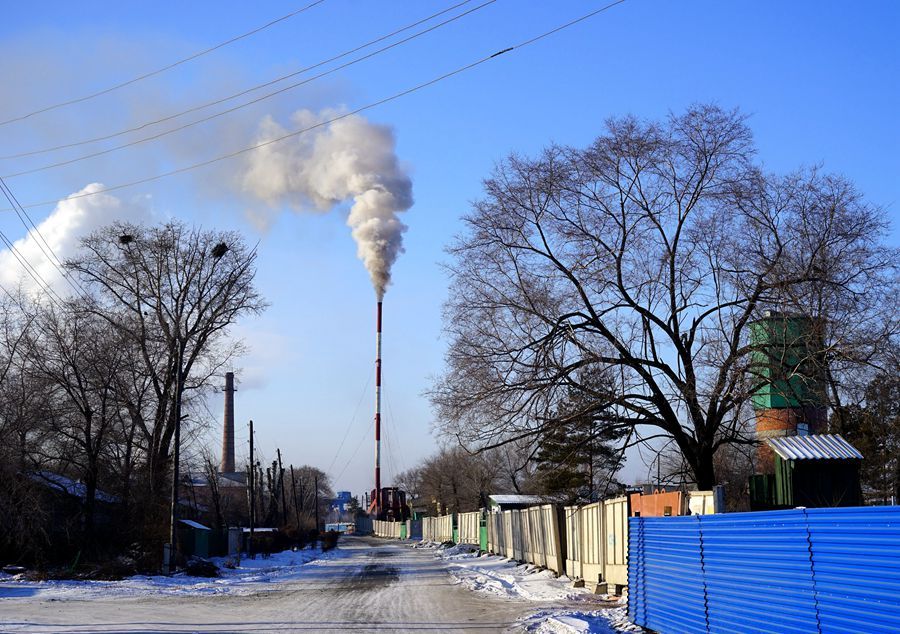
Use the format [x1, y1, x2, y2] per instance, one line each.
[0, 183, 152, 297]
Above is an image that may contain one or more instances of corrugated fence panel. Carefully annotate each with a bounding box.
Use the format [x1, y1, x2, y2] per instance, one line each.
[702, 511, 818, 634]
[627, 514, 644, 625]
[633, 515, 708, 634]
[807, 506, 900, 634]
[628, 506, 900, 634]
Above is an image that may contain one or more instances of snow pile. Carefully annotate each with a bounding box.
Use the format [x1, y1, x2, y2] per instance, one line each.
[524, 607, 641, 633]
[417, 542, 638, 632]
[428, 542, 586, 602]
[0, 547, 337, 600]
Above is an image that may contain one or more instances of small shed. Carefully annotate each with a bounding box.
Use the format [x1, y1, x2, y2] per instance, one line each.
[178, 519, 211, 558]
[487, 494, 548, 512]
[767, 434, 863, 508]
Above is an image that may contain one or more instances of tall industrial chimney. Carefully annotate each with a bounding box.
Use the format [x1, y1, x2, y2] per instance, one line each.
[374, 301, 383, 514]
[220, 372, 235, 473]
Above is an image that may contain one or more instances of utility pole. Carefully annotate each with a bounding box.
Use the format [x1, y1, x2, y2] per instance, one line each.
[298, 474, 304, 511]
[314, 475, 320, 533]
[167, 347, 184, 574]
[289, 465, 301, 529]
[276, 449, 287, 524]
[248, 419, 255, 559]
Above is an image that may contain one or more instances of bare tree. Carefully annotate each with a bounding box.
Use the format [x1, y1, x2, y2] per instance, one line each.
[432, 105, 897, 488]
[26, 302, 127, 542]
[397, 447, 509, 513]
[67, 221, 266, 498]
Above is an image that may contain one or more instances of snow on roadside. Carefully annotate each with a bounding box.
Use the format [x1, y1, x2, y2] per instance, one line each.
[430, 542, 586, 602]
[523, 607, 641, 633]
[0, 546, 337, 600]
[418, 541, 638, 633]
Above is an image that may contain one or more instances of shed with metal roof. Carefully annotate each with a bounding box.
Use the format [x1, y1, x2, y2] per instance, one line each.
[756, 434, 863, 509]
[767, 434, 863, 461]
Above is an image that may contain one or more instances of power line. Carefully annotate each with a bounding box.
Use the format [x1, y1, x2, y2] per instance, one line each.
[0, 1, 328, 127]
[1, 0, 498, 179]
[1, 0, 479, 161]
[0, 177, 91, 300]
[334, 422, 372, 484]
[1, 0, 628, 213]
[0, 226, 65, 308]
[383, 375, 406, 478]
[326, 371, 372, 475]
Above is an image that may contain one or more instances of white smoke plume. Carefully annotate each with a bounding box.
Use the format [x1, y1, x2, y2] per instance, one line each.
[241, 109, 413, 299]
[0, 184, 151, 297]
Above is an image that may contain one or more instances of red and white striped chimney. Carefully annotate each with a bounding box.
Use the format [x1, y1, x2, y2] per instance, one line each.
[374, 301, 383, 513]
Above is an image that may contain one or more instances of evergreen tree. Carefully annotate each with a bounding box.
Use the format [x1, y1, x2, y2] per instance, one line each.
[533, 375, 625, 504]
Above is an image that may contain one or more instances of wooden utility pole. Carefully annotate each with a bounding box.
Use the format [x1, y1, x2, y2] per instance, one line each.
[289, 465, 301, 529]
[276, 449, 287, 524]
[167, 348, 184, 574]
[314, 475, 320, 532]
[248, 419, 255, 559]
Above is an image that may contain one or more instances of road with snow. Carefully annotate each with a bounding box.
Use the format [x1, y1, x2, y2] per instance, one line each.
[0, 536, 623, 633]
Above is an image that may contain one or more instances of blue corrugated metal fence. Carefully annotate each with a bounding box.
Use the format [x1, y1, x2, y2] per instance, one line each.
[628, 506, 900, 633]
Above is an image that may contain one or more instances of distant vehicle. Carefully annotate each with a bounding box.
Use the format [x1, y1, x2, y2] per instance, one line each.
[324, 522, 355, 533]
[368, 487, 411, 521]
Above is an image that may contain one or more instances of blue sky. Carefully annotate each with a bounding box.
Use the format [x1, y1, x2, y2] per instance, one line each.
[1, 1, 898, 494]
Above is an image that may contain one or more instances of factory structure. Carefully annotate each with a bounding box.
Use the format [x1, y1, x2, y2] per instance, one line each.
[748, 311, 863, 509]
[366, 300, 412, 522]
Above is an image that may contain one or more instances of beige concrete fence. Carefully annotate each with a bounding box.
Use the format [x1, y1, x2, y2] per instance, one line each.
[372, 519, 402, 538]
[563, 496, 629, 590]
[457, 511, 481, 545]
[563, 491, 721, 592]
[485, 504, 564, 575]
[422, 514, 454, 542]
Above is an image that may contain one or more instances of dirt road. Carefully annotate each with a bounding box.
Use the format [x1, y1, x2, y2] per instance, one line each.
[0, 537, 541, 633]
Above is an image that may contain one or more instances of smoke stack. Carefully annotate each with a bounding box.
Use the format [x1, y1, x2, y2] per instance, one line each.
[374, 301, 383, 512]
[220, 372, 235, 473]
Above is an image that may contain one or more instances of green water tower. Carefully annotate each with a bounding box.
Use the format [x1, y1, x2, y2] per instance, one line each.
[749, 311, 826, 412]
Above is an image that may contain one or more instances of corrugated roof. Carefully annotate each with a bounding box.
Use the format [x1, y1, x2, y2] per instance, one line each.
[29, 471, 119, 503]
[178, 519, 210, 530]
[489, 494, 546, 505]
[767, 434, 863, 461]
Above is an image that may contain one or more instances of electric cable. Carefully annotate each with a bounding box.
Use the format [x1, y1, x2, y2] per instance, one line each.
[1, 0, 480, 161]
[0, 0, 328, 127]
[1, 0, 628, 212]
[1, 0, 497, 179]
[334, 422, 372, 484]
[325, 371, 372, 475]
[0, 226, 65, 308]
[383, 377, 406, 478]
[0, 177, 91, 300]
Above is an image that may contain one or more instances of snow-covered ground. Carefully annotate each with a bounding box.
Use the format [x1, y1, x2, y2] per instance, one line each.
[522, 609, 641, 634]
[0, 538, 639, 632]
[417, 541, 637, 633]
[0, 537, 542, 632]
[0, 546, 335, 600]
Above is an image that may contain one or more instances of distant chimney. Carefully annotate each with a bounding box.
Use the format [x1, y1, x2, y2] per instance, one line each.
[220, 372, 235, 473]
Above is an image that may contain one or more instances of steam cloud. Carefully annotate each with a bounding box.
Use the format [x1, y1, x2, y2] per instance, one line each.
[0, 184, 151, 296]
[241, 109, 413, 299]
